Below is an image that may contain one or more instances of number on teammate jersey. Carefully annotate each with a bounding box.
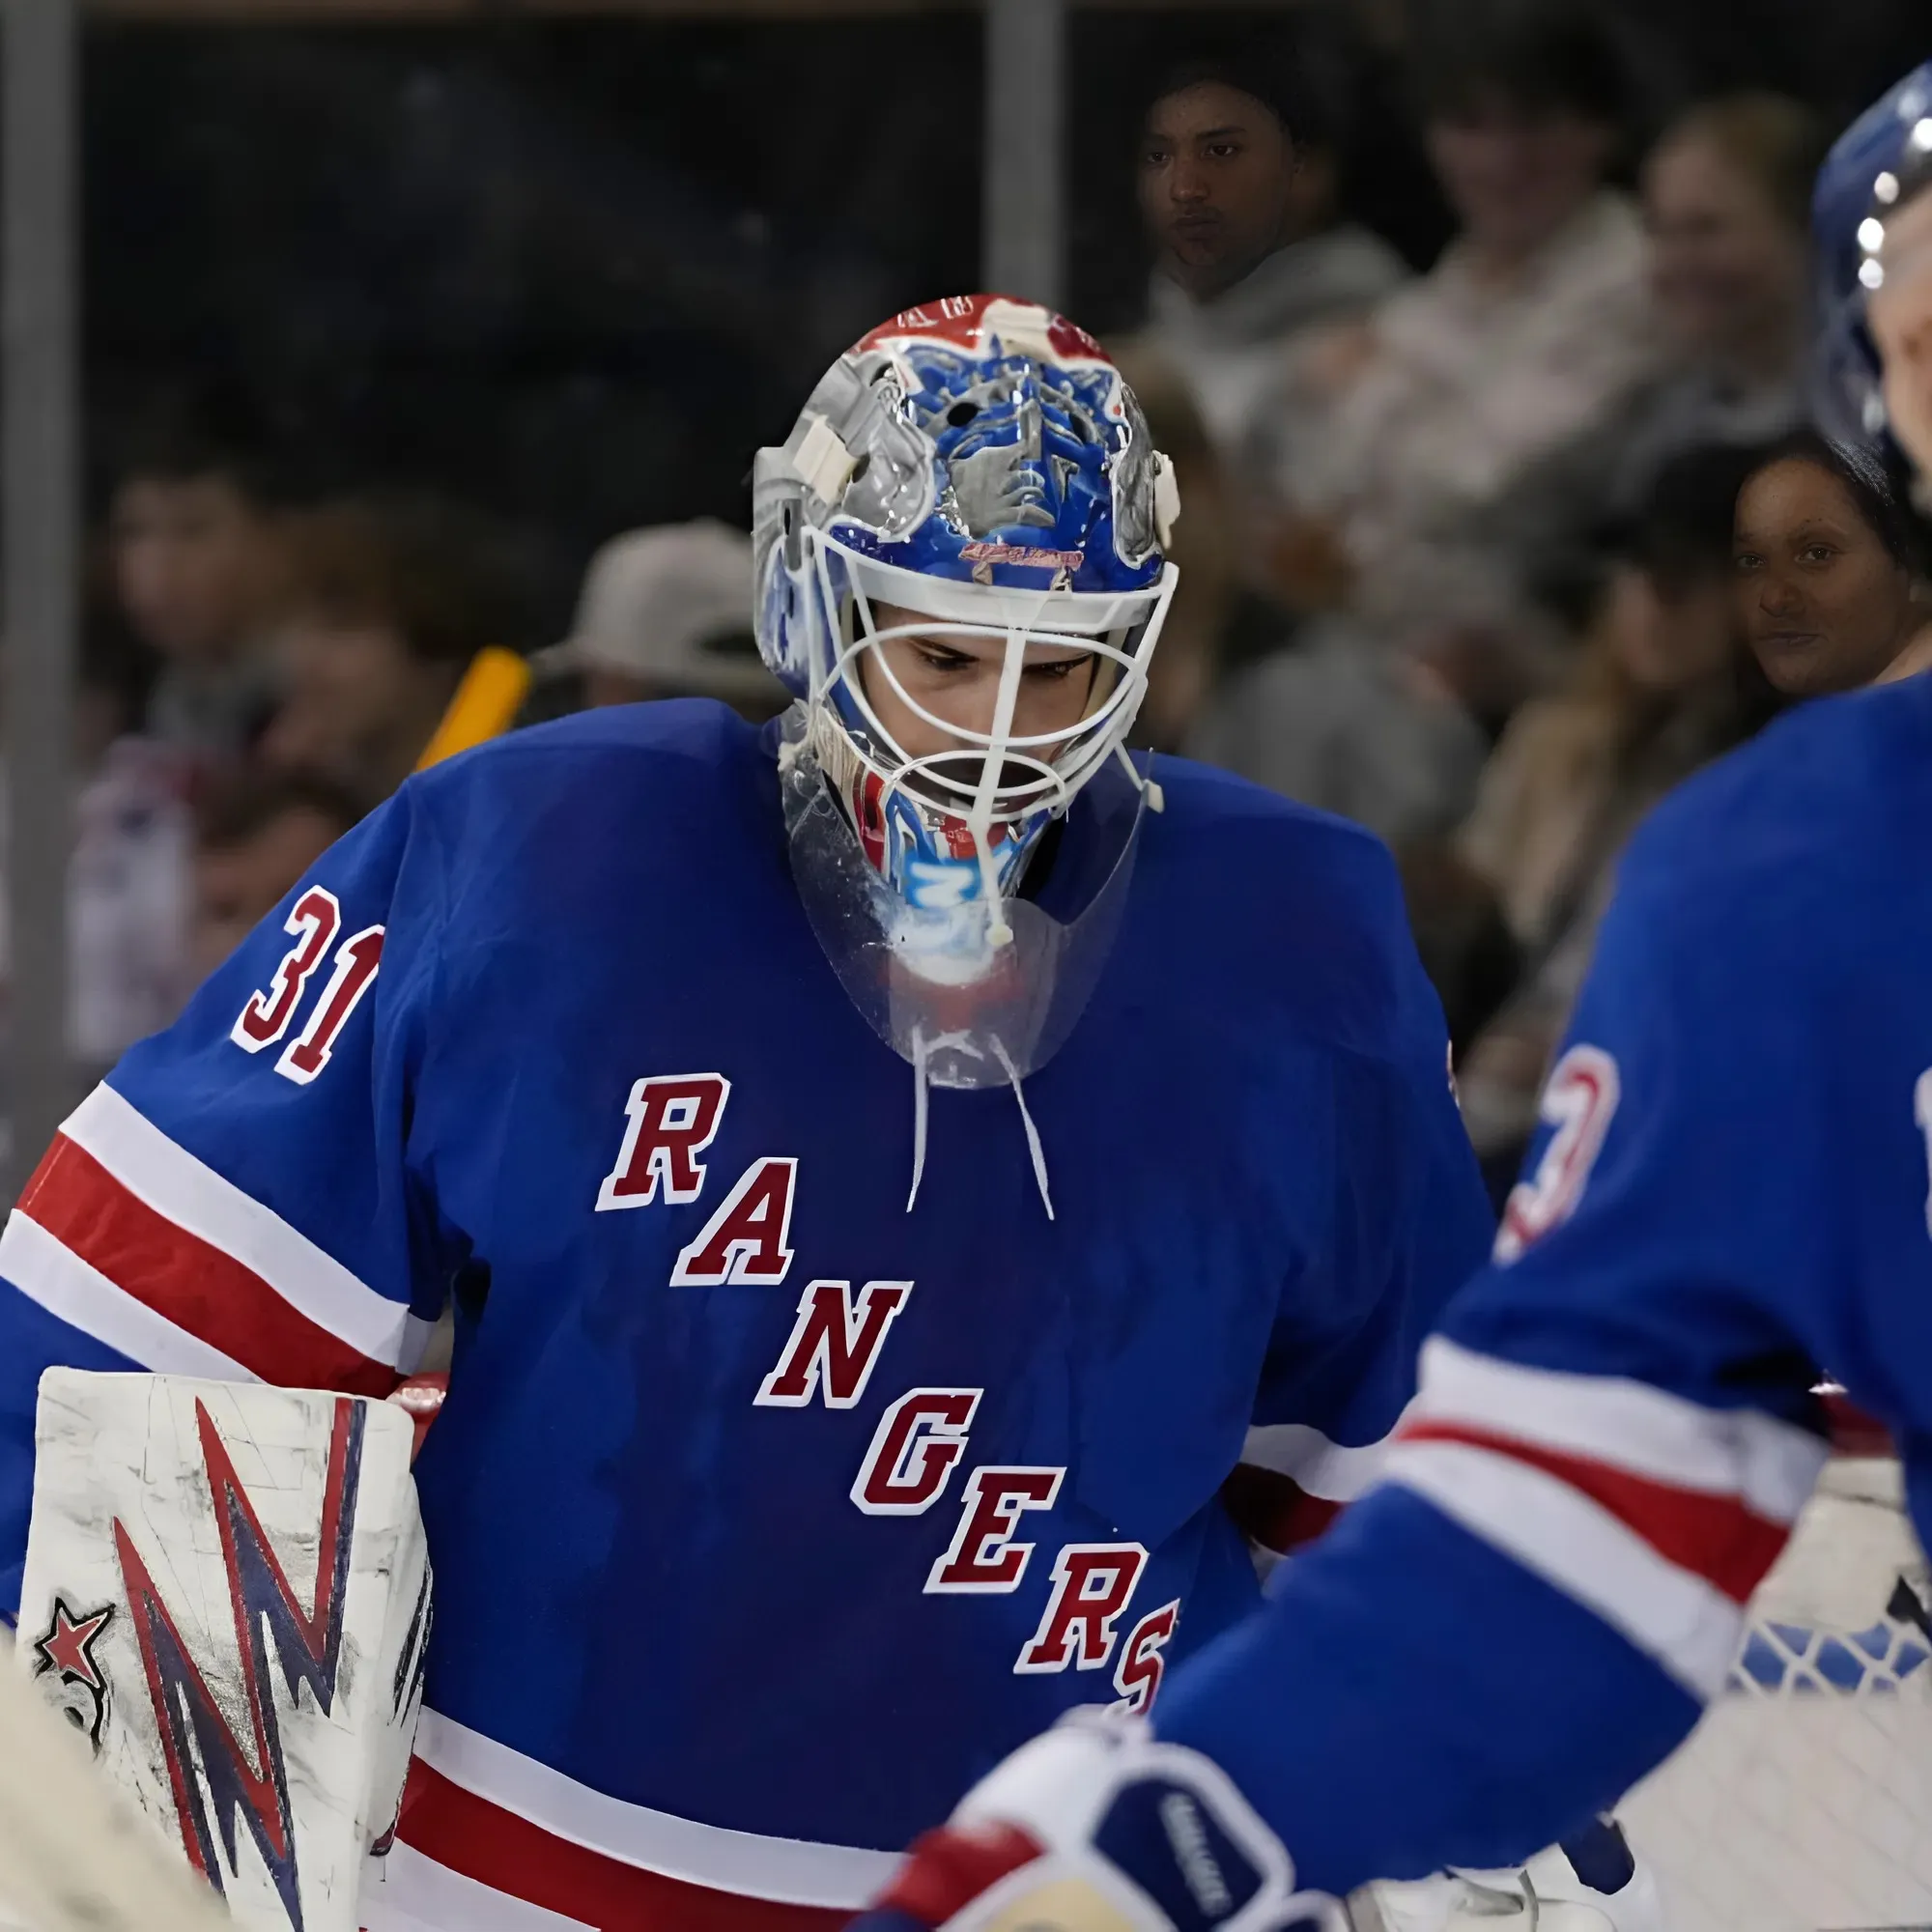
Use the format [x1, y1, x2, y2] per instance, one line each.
[1494, 1045, 1621, 1264]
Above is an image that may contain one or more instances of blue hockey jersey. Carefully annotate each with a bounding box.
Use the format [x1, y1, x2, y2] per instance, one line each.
[0, 700, 1488, 1928]
[1154, 672, 1932, 1896]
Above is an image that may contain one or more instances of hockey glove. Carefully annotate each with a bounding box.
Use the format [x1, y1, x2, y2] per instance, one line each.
[850, 1711, 1343, 1932]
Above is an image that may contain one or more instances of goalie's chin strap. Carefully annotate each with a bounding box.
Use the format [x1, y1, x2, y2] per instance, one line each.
[906, 1026, 1054, 1223]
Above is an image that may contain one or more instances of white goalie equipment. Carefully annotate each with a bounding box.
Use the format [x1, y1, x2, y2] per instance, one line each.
[9, 1369, 431, 1932]
[1617, 1450, 1932, 1932]
[1356, 1442, 1932, 1932]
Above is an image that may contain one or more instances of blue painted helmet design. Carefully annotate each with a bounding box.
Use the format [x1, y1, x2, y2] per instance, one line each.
[753, 295, 1179, 929]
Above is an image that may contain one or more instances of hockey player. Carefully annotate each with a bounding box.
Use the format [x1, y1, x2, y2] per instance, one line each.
[842, 71, 1932, 1932]
[0, 295, 1492, 1927]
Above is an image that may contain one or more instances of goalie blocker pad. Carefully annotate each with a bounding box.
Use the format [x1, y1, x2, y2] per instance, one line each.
[14, 1369, 432, 1932]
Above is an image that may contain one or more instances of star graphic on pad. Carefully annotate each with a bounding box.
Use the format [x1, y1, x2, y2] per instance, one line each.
[33, 1596, 112, 1690]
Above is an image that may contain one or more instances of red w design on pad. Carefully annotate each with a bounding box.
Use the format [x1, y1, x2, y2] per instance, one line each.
[113, 1395, 364, 1932]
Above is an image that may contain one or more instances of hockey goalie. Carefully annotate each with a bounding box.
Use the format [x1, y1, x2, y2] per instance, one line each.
[9, 1370, 431, 1932]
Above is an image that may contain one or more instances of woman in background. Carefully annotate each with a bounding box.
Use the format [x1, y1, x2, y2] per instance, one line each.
[1446, 442, 1780, 1187]
[1733, 427, 1932, 696]
[1489, 93, 1825, 619]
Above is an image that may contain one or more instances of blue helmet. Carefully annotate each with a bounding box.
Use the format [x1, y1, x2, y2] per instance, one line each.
[753, 295, 1178, 928]
[1812, 62, 1932, 451]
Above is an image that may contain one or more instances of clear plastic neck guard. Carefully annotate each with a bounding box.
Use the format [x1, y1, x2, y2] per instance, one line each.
[778, 705, 1149, 1091]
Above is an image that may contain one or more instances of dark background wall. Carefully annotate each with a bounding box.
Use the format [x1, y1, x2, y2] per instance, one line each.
[82, 4, 1932, 628]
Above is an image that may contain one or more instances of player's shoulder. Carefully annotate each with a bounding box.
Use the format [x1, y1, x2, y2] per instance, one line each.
[377, 698, 773, 914]
[1141, 754, 1427, 1056]
[406, 697, 765, 844]
[1149, 753, 1406, 914]
[418, 696, 760, 798]
[1622, 678, 1932, 927]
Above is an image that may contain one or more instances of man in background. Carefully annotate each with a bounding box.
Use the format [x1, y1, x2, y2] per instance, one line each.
[1134, 27, 1408, 485]
[1189, 4, 1661, 850]
[106, 385, 288, 765]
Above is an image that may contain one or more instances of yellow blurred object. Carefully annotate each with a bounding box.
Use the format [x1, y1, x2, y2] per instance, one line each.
[413, 646, 532, 772]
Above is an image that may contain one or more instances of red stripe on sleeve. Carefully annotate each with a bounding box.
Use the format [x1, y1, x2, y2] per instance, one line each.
[1219, 1463, 1345, 1554]
[1396, 1418, 1791, 1605]
[398, 1760, 849, 1930]
[18, 1134, 395, 1396]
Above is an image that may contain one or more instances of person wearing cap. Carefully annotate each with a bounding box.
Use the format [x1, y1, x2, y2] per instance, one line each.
[539, 519, 788, 719]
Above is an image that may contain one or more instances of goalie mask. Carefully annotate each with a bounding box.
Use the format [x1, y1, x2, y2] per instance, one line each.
[753, 296, 1179, 1096]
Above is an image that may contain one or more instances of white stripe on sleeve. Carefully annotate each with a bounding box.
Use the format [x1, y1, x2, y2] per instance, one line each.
[1384, 1435, 1745, 1700]
[1409, 1337, 1824, 1524]
[1239, 1423, 1389, 1501]
[61, 1084, 425, 1371]
[0, 1210, 254, 1382]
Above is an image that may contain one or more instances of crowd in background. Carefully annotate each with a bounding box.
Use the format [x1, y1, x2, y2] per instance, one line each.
[1122, 3, 1931, 1193]
[28, 0, 1932, 1198]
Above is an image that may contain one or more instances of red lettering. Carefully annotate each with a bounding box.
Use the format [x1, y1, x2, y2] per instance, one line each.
[596, 1073, 731, 1210]
[1110, 1599, 1180, 1714]
[850, 1388, 980, 1517]
[754, 1280, 911, 1409]
[924, 1466, 1064, 1594]
[276, 925, 384, 1085]
[1014, 1543, 1149, 1674]
[669, 1157, 797, 1286]
[231, 887, 340, 1052]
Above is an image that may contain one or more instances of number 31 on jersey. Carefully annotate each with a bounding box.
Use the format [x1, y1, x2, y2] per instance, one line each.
[230, 886, 386, 1087]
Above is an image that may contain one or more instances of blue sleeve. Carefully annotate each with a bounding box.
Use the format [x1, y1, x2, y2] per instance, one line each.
[1158, 802, 1837, 1892]
[0, 781, 465, 1619]
[1229, 1019, 1494, 1554]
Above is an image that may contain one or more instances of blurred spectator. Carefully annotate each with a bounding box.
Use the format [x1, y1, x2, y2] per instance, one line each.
[66, 737, 193, 1071]
[1184, 621, 1489, 846]
[0, 618, 194, 1084]
[1395, 842, 1523, 1059]
[533, 521, 785, 720]
[1733, 428, 1932, 696]
[259, 493, 526, 810]
[106, 387, 288, 764]
[1104, 345, 1242, 753]
[1489, 93, 1824, 593]
[1132, 28, 1408, 487]
[190, 768, 360, 982]
[1264, 1, 1660, 658]
[1445, 443, 1777, 1172]
[1623, 96, 1821, 493]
